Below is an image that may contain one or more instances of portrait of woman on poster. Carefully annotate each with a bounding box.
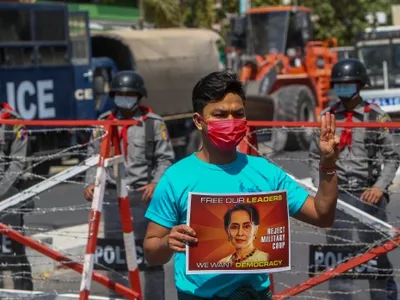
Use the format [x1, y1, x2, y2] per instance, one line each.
[219, 203, 269, 263]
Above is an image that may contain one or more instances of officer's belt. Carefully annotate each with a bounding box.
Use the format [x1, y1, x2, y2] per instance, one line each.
[338, 179, 369, 192]
[105, 183, 144, 191]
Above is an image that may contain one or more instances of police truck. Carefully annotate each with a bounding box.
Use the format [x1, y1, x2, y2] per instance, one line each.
[0, 2, 225, 174]
[356, 26, 400, 120]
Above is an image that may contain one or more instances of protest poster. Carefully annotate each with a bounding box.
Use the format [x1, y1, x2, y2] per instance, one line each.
[186, 191, 291, 275]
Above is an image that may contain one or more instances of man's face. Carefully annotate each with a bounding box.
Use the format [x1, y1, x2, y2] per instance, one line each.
[194, 93, 245, 131]
[228, 210, 257, 250]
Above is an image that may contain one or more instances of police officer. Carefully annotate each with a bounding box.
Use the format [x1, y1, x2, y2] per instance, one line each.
[84, 71, 175, 299]
[0, 103, 33, 291]
[309, 58, 399, 300]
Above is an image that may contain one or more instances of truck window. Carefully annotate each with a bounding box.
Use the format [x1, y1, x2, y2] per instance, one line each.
[0, 9, 31, 42]
[0, 8, 33, 67]
[35, 9, 68, 66]
[0, 7, 69, 67]
[69, 12, 90, 65]
[247, 11, 290, 55]
[35, 10, 67, 41]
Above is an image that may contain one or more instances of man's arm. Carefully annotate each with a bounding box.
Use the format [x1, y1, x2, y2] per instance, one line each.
[294, 168, 338, 228]
[144, 222, 174, 265]
[275, 155, 338, 228]
[309, 129, 321, 187]
[144, 173, 177, 265]
[151, 120, 175, 183]
[0, 125, 27, 197]
[143, 173, 197, 265]
[145, 222, 196, 265]
[281, 113, 338, 228]
[373, 115, 400, 192]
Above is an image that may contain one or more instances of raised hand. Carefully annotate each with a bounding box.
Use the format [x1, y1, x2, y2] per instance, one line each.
[319, 112, 339, 167]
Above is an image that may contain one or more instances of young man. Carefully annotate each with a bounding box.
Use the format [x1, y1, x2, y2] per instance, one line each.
[144, 69, 339, 300]
[309, 59, 400, 300]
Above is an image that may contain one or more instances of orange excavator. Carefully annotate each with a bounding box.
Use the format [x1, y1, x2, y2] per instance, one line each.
[226, 6, 338, 151]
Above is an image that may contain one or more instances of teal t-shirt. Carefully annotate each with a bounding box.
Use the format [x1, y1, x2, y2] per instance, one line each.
[145, 152, 308, 298]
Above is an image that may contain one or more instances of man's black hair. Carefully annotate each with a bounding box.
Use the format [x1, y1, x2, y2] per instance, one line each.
[192, 69, 246, 114]
[223, 203, 260, 231]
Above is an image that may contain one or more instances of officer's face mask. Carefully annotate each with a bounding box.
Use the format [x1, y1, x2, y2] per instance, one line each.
[333, 83, 358, 101]
[114, 96, 138, 111]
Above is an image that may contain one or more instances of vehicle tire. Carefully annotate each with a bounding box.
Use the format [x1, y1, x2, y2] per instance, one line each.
[274, 85, 317, 151]
[268, 92, 288, 154]
[186, 129, 202, 156]
[245, 95, 281, 155]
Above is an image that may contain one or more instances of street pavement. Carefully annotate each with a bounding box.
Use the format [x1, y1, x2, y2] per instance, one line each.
[4, 143, 400, 299]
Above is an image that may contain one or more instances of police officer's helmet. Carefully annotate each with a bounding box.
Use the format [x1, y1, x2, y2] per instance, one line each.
[330, 58, 371, 87]
[110, 71, 148, 98]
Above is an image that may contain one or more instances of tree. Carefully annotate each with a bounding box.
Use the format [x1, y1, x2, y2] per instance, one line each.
[301, 0, 393, 46]
[104, 0, 397, 45]
[181, 0, 215, 28]
[216, 0, 395, 46]
[142, 0, 183, 28]
[87, 0, 183, 28]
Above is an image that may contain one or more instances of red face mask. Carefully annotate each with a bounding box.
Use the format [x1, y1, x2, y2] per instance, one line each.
[203, 118, 248, 151]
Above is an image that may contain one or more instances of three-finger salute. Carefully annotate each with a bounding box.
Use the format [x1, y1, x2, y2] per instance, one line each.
[319, 112, 339, 167]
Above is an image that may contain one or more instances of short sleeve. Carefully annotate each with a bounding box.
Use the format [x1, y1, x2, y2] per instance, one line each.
[274, 165, 309, 216]
[145, 173, 179, 229]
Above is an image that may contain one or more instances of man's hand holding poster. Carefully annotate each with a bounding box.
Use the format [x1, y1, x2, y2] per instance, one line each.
[186, 191, 291, 274]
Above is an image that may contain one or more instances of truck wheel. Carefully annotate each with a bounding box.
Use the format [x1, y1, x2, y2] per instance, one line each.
[268, 93, 288, 154]
[244, 95, 280, 154]
[186, 129, 202, 156]
[274, 85, 316, 151]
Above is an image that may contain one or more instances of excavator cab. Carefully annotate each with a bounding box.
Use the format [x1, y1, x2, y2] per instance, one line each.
[228, 7, 313, 63]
